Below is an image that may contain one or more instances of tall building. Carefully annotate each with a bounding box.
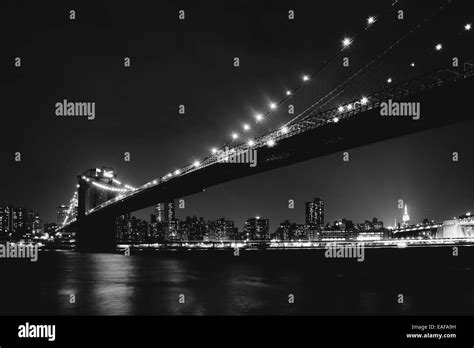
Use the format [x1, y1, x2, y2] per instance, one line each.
[57, 205, 69, 225]
[0, 208, 5, 236]
[155, 202, 175, 223]
[12, 207, 27, 236]
[305, 197, 324, 227]
[0, 206, 12, 237]
[167, 219, 181, 241]
[1, 206, 39, 238]
[136, 220, 149, 242]
[244, 217, 269, 241]
[26, 210, 35, 235]
[127, 216, 147, 243]
[116, 213, 131, 242]
[402, 204, 410, 227]
[208, 218, 236, 241]
[115, 214, 150, 243]
[33, 213, 42, 234]
[182, 216, 207, 241]
[372, 217, 384, 230]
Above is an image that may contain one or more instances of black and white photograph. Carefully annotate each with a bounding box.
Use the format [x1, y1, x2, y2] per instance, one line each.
[1, 0, 473, 345]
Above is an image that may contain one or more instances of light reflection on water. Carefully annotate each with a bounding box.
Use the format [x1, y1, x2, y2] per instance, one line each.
[0, 248, 473, 315]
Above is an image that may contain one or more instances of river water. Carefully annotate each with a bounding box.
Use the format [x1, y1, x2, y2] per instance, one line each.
[1, 246, 473, 315]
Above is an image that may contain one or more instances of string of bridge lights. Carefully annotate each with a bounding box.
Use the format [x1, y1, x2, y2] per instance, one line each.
[80, 175, 137, 193]
[237, 28, 467, 153]
[223, 12, 391, 146]
[224, 22, 470, 143]
[59, 176, 138, 226]
[153, 12, 388, 183]
[91, 181, 129, 193]
[154, 9, 471, 185]
[112, 178, 136, 191]
[288, 0, 471, 128]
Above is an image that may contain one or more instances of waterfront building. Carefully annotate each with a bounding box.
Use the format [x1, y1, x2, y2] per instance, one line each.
[305, 197, 324, 227]
[207, 218, 236, 241]
[116, 213, 131, 242]
[244, 217, 269, 241]
[437, 213, 474, 238]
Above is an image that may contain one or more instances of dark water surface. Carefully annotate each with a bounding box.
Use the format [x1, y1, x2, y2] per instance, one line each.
[1, 246, 473, 315]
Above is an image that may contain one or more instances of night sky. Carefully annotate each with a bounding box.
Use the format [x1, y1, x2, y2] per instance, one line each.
[1, 0, 473, 231]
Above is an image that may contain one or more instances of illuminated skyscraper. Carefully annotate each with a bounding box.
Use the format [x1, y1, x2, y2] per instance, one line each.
[155, 202, 175, 223]
[57, 205, 69, 225]
[13, 208, 27, 233]
[0, 206, 12, 236]
[305, 197, 324, 227]
[402, 204, 410, 227]
[33, 213, 42, 234]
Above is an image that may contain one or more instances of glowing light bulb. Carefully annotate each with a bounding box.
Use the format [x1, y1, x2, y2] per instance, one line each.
[255, 113, 263, 121]
[387, 77, 392, 83]
[267, 139, 276, 147]
[231, 133, 239, 140]
[281, 126, 289, 134]
[367, 16, 375, 25]
[243, 124, 250, 131]
[360, 97, 368, 105]
[193, 161, 200, 168]
[247, 140, 255, 147]
[338, 106, 344, 112]
[333, 117, 339, 123]
[465, 23, 471, 31]
[302, 75, 310, 82]
[286, 90, 292, 96]
[435, 43, 442, 51]
[211, 148, 218, 154]
[342, 37, 352, 47]
[270, 102, 277, 110]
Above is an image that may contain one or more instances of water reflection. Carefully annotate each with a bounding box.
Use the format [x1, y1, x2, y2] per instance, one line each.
[0, 248, 473, 315]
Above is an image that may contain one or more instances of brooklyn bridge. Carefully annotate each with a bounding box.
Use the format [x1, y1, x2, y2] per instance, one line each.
[55, 1, 474, 250]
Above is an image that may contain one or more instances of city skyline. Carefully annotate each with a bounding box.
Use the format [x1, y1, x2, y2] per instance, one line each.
[2, 193, 471, 241]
